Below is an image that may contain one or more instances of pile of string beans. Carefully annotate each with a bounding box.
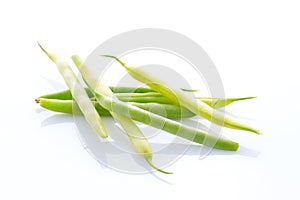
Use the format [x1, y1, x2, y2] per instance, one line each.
[36, 43, 260, 174]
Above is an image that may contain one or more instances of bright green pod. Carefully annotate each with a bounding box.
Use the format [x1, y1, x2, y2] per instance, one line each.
[37, 98, 195, 119]
[95, 92, 239, 151]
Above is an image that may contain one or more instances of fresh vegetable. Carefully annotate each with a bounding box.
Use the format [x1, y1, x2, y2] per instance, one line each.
[94, 92, 239, 151]
[38, 43, 108, 138]
[37, 98, 110, 115]
[36, 88, 255, 108]
[36, 97, 196, 119]
[103, 55, 260, 134]
[36, 43, 260, 174]
[71, 55, 172, 174]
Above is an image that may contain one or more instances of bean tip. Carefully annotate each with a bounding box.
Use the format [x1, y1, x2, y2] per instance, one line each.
[239, 96, 257, 100]
[37, 41, 56, 62]
[181, 88, 200, 92]
[247, 128, 262, 135]
[233, 142, 239, 151]
[100, 55, 126, 67]
[101, 134, 109, 139]
[146, 158, 173, 174]
[255, 130, 263, 135]
[35, 98, 40, 104]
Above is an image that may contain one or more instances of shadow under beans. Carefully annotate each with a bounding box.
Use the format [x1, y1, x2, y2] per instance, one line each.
[41, 114, 259, 157]
[35, 107, 47, 113]
[39, 112, 172, 182]
[41, 113, 74, 126]
[39, 113, 260, 183]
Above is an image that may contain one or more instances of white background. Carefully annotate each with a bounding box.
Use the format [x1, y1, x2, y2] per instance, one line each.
[1, 0, 300, 199]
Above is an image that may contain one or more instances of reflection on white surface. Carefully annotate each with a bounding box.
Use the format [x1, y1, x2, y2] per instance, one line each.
[40, 112, 260, 175]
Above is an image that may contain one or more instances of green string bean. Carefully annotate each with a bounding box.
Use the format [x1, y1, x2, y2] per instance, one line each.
[103, 55, 260, 134]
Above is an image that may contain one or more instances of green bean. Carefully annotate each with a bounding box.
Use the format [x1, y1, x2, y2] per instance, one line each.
[36, 89, 74, 101]
[118, 96, 171, 104]
[103, 55, 260, 134]
[38, 43, 107, 138]
[197, 96, 256, 108]
[38, 98, 73, 114]
[130, 102, 195, 118]
[181, 88, 200, 92]
[37, 98, 195, 119]
[37, 98, 111, 116]
[94, 92, 239, 151]
[37, 89, 256, 110]
[36, 87, 195, 101]
[118, 95, 256, 108]
[37, 88, 256, 109]
[110, 87, 197, 93]
[109, 86, 156, 93]
[72, 55, 172, 174]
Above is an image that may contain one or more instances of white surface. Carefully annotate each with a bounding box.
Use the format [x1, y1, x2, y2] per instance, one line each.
[1, 0, 300, 200]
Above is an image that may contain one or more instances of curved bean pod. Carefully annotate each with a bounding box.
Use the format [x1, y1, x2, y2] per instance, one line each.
[103, 55, 260, 134]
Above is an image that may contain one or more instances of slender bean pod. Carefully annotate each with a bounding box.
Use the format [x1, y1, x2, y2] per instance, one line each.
[94, 92, 239, 151]
[109, 86, 156, 93]
[130, 102, 195, 118]
[37, 98, 195, 119]
[72, 55, 172, 174]
[37, 89, 255, 108]
[103, 55, 260, 134]
[37, 98, 111, 116]
[38, 43, 107, 138]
